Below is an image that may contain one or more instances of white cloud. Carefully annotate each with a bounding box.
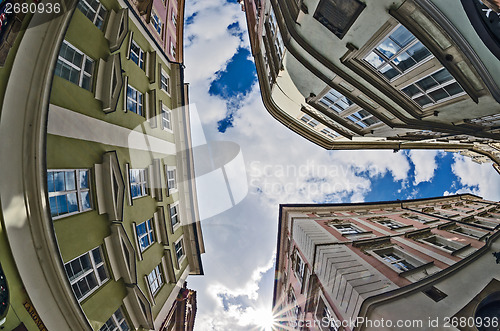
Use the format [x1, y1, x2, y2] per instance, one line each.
[408, 150, 439, 185]
[450, 154, 500, 200]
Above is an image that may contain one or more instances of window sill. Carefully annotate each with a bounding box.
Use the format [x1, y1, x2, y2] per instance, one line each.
[52, 209, 93, 221]
[398, 261, 434, 278]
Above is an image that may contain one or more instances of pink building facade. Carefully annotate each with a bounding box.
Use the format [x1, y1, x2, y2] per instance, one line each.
[274, 194, 500, 330]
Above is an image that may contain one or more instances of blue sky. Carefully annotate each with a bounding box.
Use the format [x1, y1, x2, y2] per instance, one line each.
[182, 1, 500, 330]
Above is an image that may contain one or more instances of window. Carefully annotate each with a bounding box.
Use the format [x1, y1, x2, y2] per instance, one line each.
[151, 10, 162, 35]
[422, 235, 465, 253]
[401, 68, 464, 107]
[174, 238, 185, 262]
[160, 70, 170, 93]
[171, 11, 177, 28]
[126, 84, 143, 115]
[407, 214, 431, 223]
[77, 0, 107, 29]
[377, 219, 407, 230]
[364, 24, 432, 81]
[331, 223, 363, 235]
[129, 168, 147, 199]
[300, 114, 319, 127]
[99, 308, 130, 331]
[346, 109, 380, 128]
[162, 105, 172, 130]
[321, 302, 338, 331]
[319, 88, 354, 113]
[147, 265, 163, 296]
[167, 168, 177, 191]
[170, 204, 179, 227]
[64, 246, 108, 301]
[170, 40, 176, 58]
[136, 219, 154, 252]
[47, 169, 92, 218]
[129, 40, 145, 69]
[452, 227, 485, 240]
[321, 128, 339, 139]
[294, 253, 305, 283]
[313, 0, 366, 39]
[376, 250, 416, 272]
[55, 41, 94, 90]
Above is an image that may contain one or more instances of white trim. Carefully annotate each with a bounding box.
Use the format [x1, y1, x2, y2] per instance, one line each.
[166, 165, 177, 195]
[47, 168, 92, 219]
[55, 40, 94, 90]
[174, 236, 186, 267]
[170, 202, 180, 232]
[129, 39, 145, 69]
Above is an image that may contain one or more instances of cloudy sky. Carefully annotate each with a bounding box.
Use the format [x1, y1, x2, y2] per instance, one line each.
[181, 1, 500, 330]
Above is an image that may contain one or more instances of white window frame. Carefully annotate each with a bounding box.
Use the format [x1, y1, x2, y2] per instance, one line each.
[151, 10, 162, 35]
[161, 104, 172, 131]
[126, 84, 144, 116]
[320, 128, 339, 139]
[300, 114, 319, 127]
[147, 264, 164, 296]
[47, 169, 92, 219]
[171, 10, 177, 28]
[170, 40, 176, 58]
[129, 168, 148, 199]
[77, 0, 107, 29]
[376, 219, 408, 230]
[160, 69, 170, 94]
[99, 307, 130, 331]
[129, 39, 145, 69]
[363, 24, 434, 82]
[450, 226, 487, 240]
[174, 237, 185, 265]
[136, 219, 155, 252]
[331, 223, 364, 235]
[294, 253, 305, 283]
[318, 88, 355, 114]
[166, 166, 177, 193]
[170, 203, 180, 230]
[371, 246, 426, 274]
[420, 235, 465, 254]
[64, 246, 108, 302]
[55, 40, 94, 91]
[346, 109, 381, 129]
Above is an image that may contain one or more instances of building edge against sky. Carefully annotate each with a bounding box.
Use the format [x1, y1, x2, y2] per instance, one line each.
[274, 194, 500, 330]
[0, 0, 204, 330]
[242, 0, 500, 172]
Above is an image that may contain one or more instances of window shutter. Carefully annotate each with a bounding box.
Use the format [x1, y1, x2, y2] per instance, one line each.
[146, 51, 156, 83]
[126, 31, 133, 59]
[166, 204, 173, 234]
[159, 100, 164, 130]
[146, 89, 157, 128]
[123, 76, 129, 113]
[125, 163, 133, 206]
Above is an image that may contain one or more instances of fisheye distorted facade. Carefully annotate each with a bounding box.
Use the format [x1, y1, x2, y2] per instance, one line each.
[274, 194, 500, 330]
[0, 0, 203, 330]
[242, 0, 500, 169]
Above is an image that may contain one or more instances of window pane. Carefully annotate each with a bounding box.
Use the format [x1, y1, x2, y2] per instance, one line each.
[390, 25, 415, 48]
[92, 247, 103, 264]
[67, 193, 78, 213]
[56, 195, 68, 215]
[444, 82, 463, 96]
[432, 68, 453, 84]
[79, 170, 89, 188]
[380, 64, 398, 80]
[81, 191, 91, 210]
[402, 84, 420, 97]
[97, 265, 107, 282]
[406, 42, 431, 63]
[428, 88, 449, 102]
[376, 39, 399, 58]
[394, 52, 416, 72]
[416, 76, 438, 91]
[365, 51, 384, 68]
[54, 171, 65, 191]
[415, 95, 433, 107]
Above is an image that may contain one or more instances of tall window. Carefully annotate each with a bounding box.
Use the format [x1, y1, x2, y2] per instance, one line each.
[171, 11, 177, 28]
[136, 219, 154, 252]
[376, 250, 416, 272]
[47, 169, 92, 218]
[151, 10, 162, 35]
[167, 168, 177, 191]
[170, 204, 179, 227]
[55, 41, 94, 91]
[294, 253, 305, 283]
[129, 168, 147, 198]
[364, 24, 432, 81]
[319, 88, 354, 113]
[170, 40, 176, 58]
[174, 238, 184, 262]
[77, 0, 107, 29]
[160, 70, 169, 93]
[126, 84, 143, 116]
[162, 106, 172, 130]
[99, 308, 130, 331]
[147, 265, 163, 295]
[130, 40, 145, 69]
[64, 246, 108, 301]
[401, 68, 464, 107]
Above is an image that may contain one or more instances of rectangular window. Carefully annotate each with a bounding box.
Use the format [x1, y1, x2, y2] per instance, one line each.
[129, 168, 147, 199]
[162, 105, 172, 130]
[174, 238, 184, 262]
[170, 204, 179, 227]
[300, 114, 319, 127]
[171, 11, 177, 28]
[170, 40, 176, 58]
[99, 308, 130, 331]
[364, 24, 432, 81]
[64, 246, 108, 301]
[422, 235, 464, 253]
[47, 169, 92, 218]
[346, 109, 380, 128]
[151, 11, 162, 35]
[77, 0, 107, 29]
[55, 41, 94, 91]
[136, 219, 154, 252]
[167, 168, 177, 191]
[377, 250, 416, 272]
[319, 88, 354, 113]
[313, 0, 365, 39]
[332, 223, 363, 235]
[320, 128, 339, 139]
[401, 68, 464, 108]
[147, 265, 163, 296]
[126, 84, 143, 116]
[452, 227, 486, 239]
[294, 253, 305, 283]
[377, 219, 407, 230]
[130, 40, 145, 69]
[160, 70, 170, 93]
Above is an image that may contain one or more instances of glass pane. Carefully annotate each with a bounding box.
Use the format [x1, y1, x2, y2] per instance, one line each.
[432, 68, 453, 84]
[72, 283, 83, 299]
[376, 39, 400, 59]
[49, 197, 58, 216]
[429, 88, 449, 102]
[402, 84, 420, 97]
[97, 265, 107, 282]
[140, 236, 150, 250]
[406, 42, 431, 63]
[92, 247, 103, 264]
[81, 191, 91, 210]
[69, 259, 82, 279]
[416, 76, 438, 91]
[79, 170, 89, 188]
[120, 321, 130, 331]
[364, 51, 384, 68]
[47, 172, 55, 192]
[415, 95, 433, 107]
[85, 272, 98, 291]
[54, 171, 66, 191]
[390, 25, 415, 48]
[81, 254, 92, 271]
[380, 64, 398, 80]
[56, 195, 68, 215]
[67, 193, 78, 213]
[444, 82, 463, 96]
[137, 222, 146, 236]
[394, 52, 416, 72]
